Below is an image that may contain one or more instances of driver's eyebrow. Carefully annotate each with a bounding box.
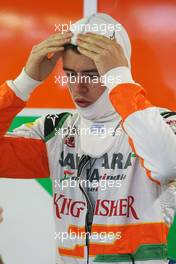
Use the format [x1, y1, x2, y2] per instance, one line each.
[63, 67, 76, 73]
[63, 67, 98, 73]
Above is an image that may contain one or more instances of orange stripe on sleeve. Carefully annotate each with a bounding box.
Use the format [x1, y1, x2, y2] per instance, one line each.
[0, 136, 49, 179]
[109, 83, 153, 120]
[0, 82, 50, 179]
[0, 82, 26, 137]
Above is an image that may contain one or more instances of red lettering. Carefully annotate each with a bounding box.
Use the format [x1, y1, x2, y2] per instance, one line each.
[127, 196, 139, 220]
[60, 197, 72, 215]
[54, 194, 86, 219]
[94, 196, 140, 220]
[70, 201, 85, 218]
[54, 193, 65, 219]
[109, 200, 119, 216]
[99, 200, 110, 216]
[119, 198, 127, 216]
[94, 199, 101, 215]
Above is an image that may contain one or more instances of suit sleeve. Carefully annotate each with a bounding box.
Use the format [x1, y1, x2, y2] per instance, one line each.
[0, 82, 49, 179]
[107, 68, 176, 185]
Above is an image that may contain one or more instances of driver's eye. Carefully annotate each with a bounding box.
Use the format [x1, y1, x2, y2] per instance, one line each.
[82, 73, 100, 79]
[66, 72, 76, 77]
[65, 72, 100, 79]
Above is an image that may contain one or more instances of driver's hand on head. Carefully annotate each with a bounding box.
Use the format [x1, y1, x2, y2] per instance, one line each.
[0, 207, 3, 223]
[76, 32, 128, 76]
[25, 31, 73, 81]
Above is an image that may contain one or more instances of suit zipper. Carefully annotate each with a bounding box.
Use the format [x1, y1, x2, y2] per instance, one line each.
[77, 155, 94, 264]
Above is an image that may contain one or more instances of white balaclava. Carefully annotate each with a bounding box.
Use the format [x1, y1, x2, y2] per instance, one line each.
[69, 13, 132, 157]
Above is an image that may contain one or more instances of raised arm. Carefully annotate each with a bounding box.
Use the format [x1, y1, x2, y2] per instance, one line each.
[75, 32, 176, 185]
[0, 30, 73, 179]
[107, 67, 176, 185]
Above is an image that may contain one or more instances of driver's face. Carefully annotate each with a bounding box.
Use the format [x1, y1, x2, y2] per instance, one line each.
[62, 49, 106, 107]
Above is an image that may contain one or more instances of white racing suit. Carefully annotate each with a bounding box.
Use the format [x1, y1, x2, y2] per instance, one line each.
[0, 71, 176, 264]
